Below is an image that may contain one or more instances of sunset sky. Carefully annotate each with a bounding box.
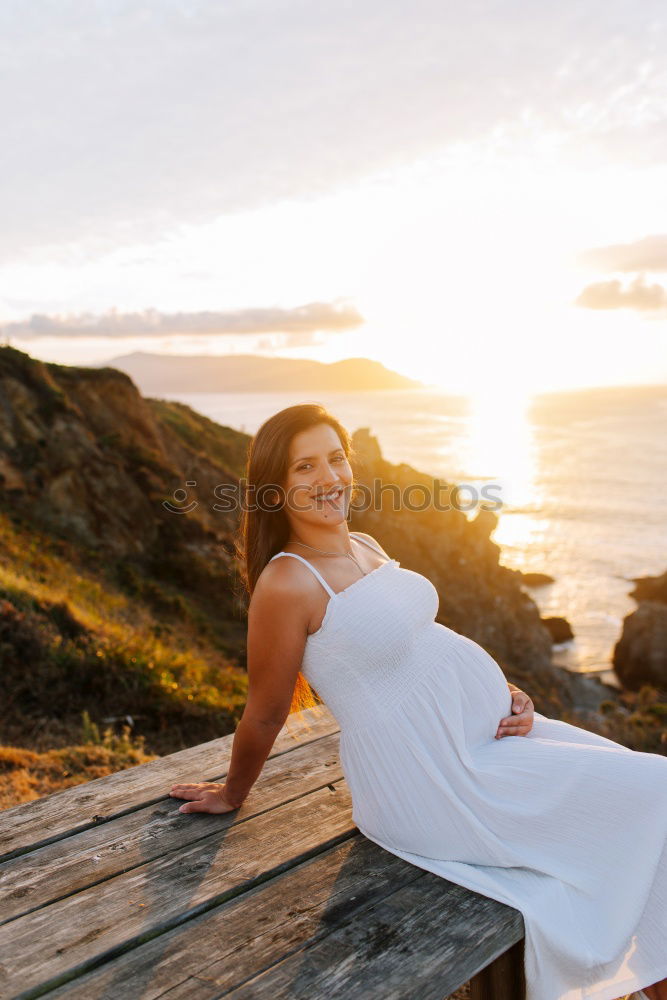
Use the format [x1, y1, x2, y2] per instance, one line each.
[1, 0, 667, 395]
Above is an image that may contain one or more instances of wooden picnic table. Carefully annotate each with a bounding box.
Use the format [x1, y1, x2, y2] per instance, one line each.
[0, 706, 525, 1000]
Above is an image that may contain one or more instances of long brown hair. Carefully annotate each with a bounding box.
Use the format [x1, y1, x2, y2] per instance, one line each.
[235, 403, 355, 718]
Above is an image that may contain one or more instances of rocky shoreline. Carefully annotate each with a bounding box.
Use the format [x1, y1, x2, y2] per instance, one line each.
[0, 346, 663, 807]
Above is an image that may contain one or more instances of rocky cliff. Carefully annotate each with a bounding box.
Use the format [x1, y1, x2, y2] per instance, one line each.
[614, 569, 667, 692]
[0, 345, 608, 760]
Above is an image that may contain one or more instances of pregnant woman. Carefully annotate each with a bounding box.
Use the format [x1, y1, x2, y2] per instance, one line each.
[171, 403, 667, 1000]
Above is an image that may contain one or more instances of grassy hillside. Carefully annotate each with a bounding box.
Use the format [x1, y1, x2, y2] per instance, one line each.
[0, 502, 252, 805]
[0, 346, 255, 804]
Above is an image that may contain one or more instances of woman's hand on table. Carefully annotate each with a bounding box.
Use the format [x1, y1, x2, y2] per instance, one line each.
[496, 688, 534, 738]
[169, 781, 242, 814]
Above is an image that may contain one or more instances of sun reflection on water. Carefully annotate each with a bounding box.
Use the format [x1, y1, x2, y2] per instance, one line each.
[462, 390, 538, 503]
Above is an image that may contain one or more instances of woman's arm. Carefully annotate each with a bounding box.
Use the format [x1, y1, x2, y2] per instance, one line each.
[170, 715, 283, 813]
[170, 560, 312, 813]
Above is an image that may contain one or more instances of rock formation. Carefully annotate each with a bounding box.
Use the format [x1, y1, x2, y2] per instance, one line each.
[614, 569, 667, 692]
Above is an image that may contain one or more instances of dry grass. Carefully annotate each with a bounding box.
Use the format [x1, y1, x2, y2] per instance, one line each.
[0, 719, 157, 810]
[0, 509, 248, 761]
[444, 984, 471, 999]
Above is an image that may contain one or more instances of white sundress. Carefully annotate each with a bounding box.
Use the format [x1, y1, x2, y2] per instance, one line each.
[269, 534, 667, 1000]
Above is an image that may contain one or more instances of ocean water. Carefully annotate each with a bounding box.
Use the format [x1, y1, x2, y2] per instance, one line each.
[167, 384, 667, 685]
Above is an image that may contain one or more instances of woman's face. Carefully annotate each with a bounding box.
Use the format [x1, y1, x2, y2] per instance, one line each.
[281, 422, 353, 529]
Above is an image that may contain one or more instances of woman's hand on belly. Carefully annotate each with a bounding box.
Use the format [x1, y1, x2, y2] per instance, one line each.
[495, 687, 534, 738]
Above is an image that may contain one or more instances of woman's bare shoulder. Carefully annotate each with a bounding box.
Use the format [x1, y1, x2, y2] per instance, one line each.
[248, 557, 317, 635]
[253, 554, 320, 601]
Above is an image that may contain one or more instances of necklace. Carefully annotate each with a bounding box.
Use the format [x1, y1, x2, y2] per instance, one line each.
[290, 536, 367, 576]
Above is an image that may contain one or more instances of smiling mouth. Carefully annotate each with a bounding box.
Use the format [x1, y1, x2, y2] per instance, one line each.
[313, 486, 345, 505]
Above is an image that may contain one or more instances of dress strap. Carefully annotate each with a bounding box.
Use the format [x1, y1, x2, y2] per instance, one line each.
[268, 551, 337, 599]
[350, 532, 387, 557]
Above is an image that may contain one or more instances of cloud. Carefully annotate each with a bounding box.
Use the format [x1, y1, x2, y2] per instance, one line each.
[0, 301, 364, 340]
[574, 275, 667, 311]
[576, 235, 667, 273]
[1, 1, 666, 260]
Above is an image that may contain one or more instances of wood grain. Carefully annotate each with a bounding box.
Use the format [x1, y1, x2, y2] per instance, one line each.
[1, 782, 355, 998]
[41, 836, 523, 1000]
[2, 701, 525, 1000]
[0, 707, 338, 862]
[1, 732, 342, 924]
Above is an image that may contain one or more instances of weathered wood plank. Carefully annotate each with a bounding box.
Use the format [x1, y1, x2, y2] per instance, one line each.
[40, 836, 523, 1000]
[1, 699, 527, 1000]
[1, 733, 342, 924]
[470, 937, 526, 1000]
[210, 872, 524, 1000]
[42, 837, 420, 1000]
[1, 781, 356, 999]
[0, 707, 338, 862]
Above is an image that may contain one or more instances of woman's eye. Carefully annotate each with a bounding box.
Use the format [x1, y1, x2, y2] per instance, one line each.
[296, 454, 344, 472]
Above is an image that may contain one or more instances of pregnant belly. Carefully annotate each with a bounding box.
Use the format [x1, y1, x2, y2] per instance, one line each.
[419, 623, 513, 745]
[341, 627, 517, 862]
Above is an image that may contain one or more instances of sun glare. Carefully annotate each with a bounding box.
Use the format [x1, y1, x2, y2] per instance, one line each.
[463, 386, 537, 507]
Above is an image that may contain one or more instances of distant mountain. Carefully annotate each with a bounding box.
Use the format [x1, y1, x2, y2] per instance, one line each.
[100, 352, 424, 394]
